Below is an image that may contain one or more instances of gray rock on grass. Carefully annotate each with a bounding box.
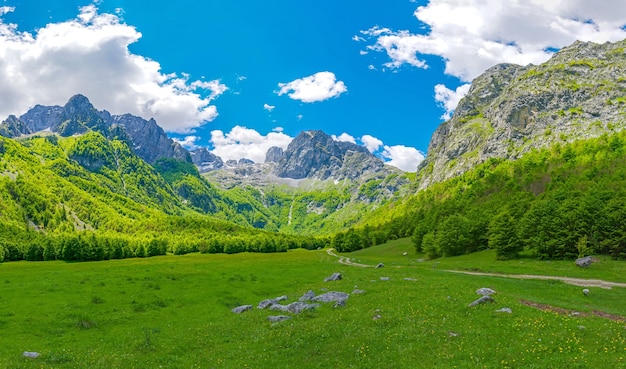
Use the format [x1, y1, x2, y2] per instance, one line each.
[258, 295, 288, 309]
[496, 308, 512, 314]
[312, 291, 349, 303]
[476, 288, 496, 296]
[268, 315, 292, 323]
[375, 263, 384, 268]
[324, 273, 342, 282]
[352, 289, 366, 295]
[299, 290, 316, 302]
[469, 295, 495, 307]
[232, 305, 253, 314]
[575, 256, 593, 268]
[23, 352, 40, 359]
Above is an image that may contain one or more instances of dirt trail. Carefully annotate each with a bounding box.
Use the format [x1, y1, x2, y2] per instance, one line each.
[444, 270, 626, 289]
[326, 249, 373, 268]
[325, 249, 626, 289]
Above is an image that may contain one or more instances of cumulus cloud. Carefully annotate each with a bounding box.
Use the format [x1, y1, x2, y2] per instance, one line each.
[173, 135, 200, 150]
[0, 4, 227, 132]
[332, 133, 356, 144]
[361, 0, 626, 81]
[263, 103, 275, 112]
[361, 135, 383, 153]
[434, 83, 471, 120]
[277, 72, 347, 103]
[382, 145, 425, 172]
[209, 126, 293, 163]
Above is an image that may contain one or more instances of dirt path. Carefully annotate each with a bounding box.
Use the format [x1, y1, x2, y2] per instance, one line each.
[444, 270, 626, 289]
[325, 249, 626, 289]
[326, 249, 373, 268]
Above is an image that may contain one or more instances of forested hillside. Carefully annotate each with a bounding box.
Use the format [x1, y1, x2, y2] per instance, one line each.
[0, 133, 323, 263]
[334, 131, 626, 261]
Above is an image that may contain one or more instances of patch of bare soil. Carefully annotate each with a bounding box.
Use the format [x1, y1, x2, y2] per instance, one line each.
[520, 300, 625, 322]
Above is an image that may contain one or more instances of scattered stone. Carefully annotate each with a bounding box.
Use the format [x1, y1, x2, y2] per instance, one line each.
[22, 352, 40, 359]
[496, 308, 512, 314]
[268, 315, 292, 323]
[403, 252, 408, 256]
[583, 288, 590, 296]
[449, 332, 459, 337]
[575, 256, 593, 268]
[269, 304, 289, 312]
[569, 311, 581, 317]
[258, 296, 287, 310]
[312, 291, 349, 303]
[352, 289, 366, 295]
[375, 263, 385, 268]
[334, 300, 346, 308]
[578, 325, 586, 330]
[469, 295, 495, 307]
[372, 314, 382, 321]
[231, 305, 253, 314]
[324, 273, 342, 282]
[299, 290, 316, 302]
[476, 288, 496, 296]
[287, 302, 319, 314]
[370, 280, 377, 283]
[380, 277, 390, 281]
[404, 278, 417, 281]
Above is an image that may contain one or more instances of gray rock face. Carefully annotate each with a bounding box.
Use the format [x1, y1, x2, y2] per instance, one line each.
[418, 39, 626, 189]
[312, 291, 349, 303]
[265, 146, 284, 163]
[0, 115, 31, 138]
[1, 94, 191, 165]
[232, 305, 253, 314]
[239, 158, 254, 165]
[190, 148, 224, 173]
[274, 130, 387, 180]
[324, 273, 342, 282]
[575, 256, 593, 268]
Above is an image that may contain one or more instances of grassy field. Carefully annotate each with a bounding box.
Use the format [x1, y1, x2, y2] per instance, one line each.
[1, 246, 625, 368]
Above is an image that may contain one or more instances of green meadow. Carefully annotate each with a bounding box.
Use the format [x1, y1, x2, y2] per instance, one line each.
[1, 245, 625, 368]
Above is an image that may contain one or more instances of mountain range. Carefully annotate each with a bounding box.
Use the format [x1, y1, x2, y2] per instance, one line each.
[1, 38, 625, 262]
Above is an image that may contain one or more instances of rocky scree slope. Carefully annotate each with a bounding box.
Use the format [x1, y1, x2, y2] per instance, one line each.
[418, 39, 626, 189]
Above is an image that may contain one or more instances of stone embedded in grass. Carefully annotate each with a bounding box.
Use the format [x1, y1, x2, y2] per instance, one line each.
[496, 308, 512, 314]
[583, 288, 590, 296]
[375, 263, 384, 268]
[268, 315, 292, 323]
[575, 256, 593, 268]
[380, 277, 390, 281]
[287, 302, 319, 314]
[404, 278, 417, 281]
[324, 273, 342, 282]
[269, 304, 289, 312]
[352, 289, 366, 295]
[476, 288, 496, 296]
[258, 295, 288, 309]
[333, 300, 346, 308]
[312, 291, 349, 303]
[298, 290, 316, 302]
[232, 305, 253, 314]
[469, 295, 495, 307]
[22, 351, 40, 359]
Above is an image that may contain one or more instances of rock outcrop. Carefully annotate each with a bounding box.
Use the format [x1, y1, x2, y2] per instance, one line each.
[1, 94, 191, 165]
[418, 39, 626, 189]
[190, 147, 224, 172]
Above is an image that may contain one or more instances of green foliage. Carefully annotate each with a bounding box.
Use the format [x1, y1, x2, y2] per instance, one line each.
[351, 130, 626, 261]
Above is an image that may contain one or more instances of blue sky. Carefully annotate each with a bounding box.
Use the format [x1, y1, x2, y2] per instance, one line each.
[1, 1, 626, 171]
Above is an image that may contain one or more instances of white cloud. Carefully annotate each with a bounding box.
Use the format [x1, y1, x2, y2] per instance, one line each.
[263, 103, 275, 112]
[173, 135, 200, 150]
[361, 0, 626, 81]
[382, 145, 425, 172]
[0, 5, 226, 133]
[332, 133, 356, 144]
[209, 126, 293, 163]
[361, 135, 383, 153]
[434, 83, 471, 120]
[277, 72, 347, 103]
[296, 114, 303, 121]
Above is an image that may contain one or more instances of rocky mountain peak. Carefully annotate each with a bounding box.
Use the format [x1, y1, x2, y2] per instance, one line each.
[418, 38, 626, 189]
[274, 130, 388, 180]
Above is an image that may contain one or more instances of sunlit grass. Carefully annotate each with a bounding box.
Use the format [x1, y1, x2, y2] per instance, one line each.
[1, 248, 625, 368]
